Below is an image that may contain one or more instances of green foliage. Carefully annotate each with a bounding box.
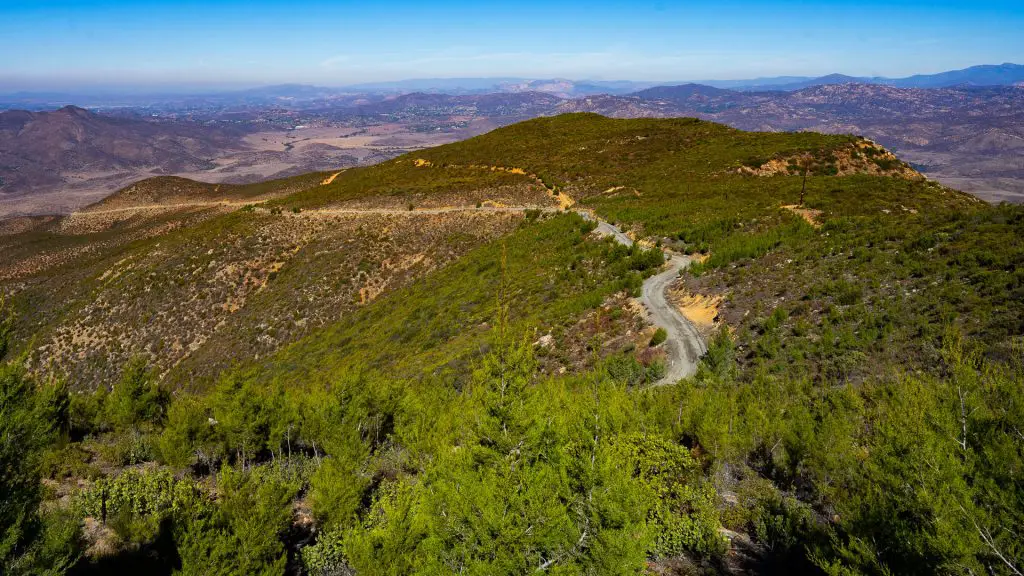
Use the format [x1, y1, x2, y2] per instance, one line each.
[649, 327, 668, 347]
[690, 219, 813, 275]
[6, 114, 1024, 575]
[81, 468, 198, 548]
[0, 297, 13, 360]
[69, 386, 109, 437]
[656, 333, 1024, 574]
[175, 465, 299, 576]
[106, 358, 169, 431]
[604, 353, 664, 387]
[331, 323, 723, 574]
[614, 434, 724, 557]
[157, 395, 220, 468]
[0, 361, 79, 574]
[79, 465, 299, 576]
[301, 525, 349, 576]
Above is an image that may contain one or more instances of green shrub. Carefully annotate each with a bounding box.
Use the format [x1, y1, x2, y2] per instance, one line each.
[301, 526, 349, 576]
[157, 395, 221, 469]
[605, 354, 647, 386]
[1, 362, 62, 574]
[175, 466, 299, 576]
[650, 327, 668, 347]
[0, 297, 13, 360]
[614, 434, 724, 557]
[106, 358, 169, 431]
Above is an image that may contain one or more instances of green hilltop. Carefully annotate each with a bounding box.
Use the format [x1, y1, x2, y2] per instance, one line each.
[1, 114, 1022, 575]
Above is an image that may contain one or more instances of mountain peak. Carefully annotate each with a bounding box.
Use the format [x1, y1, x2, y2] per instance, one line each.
[56, 105, 91, 116]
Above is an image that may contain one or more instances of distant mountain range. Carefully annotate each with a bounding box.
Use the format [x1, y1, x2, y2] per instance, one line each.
[562, 82, 1024, 202]
[345, 63, 1024, 95]
[702, 63, 1024, 91]
[3, 63, 1021, 109]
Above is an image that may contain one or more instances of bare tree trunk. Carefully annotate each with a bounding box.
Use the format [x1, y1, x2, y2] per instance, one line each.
[800, 166, 808, 205]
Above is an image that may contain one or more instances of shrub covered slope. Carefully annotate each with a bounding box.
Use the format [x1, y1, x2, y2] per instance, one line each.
[1, 114, 1021, 575]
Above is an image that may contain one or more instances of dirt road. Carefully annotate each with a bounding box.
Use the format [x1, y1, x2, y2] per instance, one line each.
[74, 203, 560, 217]
[588, 216, 706, 384]
[640, 253, 707, 383]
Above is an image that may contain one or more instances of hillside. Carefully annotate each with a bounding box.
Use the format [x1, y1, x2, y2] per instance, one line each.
[0, 106, 245, 211]
[2, 114, 1022, 575]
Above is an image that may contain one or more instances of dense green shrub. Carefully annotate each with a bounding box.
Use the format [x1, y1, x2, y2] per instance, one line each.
[0, 361, 80, 574]
[175, 466, 299, 576]
[106, 358, 169, 431]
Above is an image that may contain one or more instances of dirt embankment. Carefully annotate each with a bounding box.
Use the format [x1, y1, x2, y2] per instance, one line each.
[737, 140, 924, 180]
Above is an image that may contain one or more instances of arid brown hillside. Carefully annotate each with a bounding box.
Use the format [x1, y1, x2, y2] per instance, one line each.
[0, 162, 559, 389]
[0, 105, 246, 213]
[0, 106, 243, 189]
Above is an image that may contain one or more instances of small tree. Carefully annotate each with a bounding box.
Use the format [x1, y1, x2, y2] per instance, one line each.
[107, 357, 168, 431]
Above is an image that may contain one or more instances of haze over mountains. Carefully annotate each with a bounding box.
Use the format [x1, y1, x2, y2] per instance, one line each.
[4, 62, 1023, 106]
[1, 62, 1023, 218]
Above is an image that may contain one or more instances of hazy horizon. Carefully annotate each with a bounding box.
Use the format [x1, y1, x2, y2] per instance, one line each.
[1, 63, 1022, 95]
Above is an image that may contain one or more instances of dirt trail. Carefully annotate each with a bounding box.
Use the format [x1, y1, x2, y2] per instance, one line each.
[641, 254, 707, 383]
[72, 202, 559, 218]
[411, 159, 574, 210]
[76, 201, 252, 216]
[584, 212, 706, 384]
[321, 171, 344, 186]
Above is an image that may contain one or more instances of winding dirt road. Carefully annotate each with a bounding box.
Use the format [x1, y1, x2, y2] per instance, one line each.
[75, 202, 561, 217]
[587, 216, 706, 384]
[640, 253, 707, 383]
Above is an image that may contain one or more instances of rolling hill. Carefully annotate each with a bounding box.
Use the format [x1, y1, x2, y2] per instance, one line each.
[0, 105, 246, 215]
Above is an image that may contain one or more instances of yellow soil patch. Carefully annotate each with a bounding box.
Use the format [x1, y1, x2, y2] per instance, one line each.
[781, 205, 823, 228]
[689, 253, 710, 264]
[556, 192, 575, 210]
[321, 171, 344, 186]
[409, 158, 569, 209]
[678, 293, 723, 328]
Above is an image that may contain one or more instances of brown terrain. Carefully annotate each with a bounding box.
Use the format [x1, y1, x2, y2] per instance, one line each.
[0, 106, 243, 215]
[0, 165, 563, 389]
[0, 106, 472, 218]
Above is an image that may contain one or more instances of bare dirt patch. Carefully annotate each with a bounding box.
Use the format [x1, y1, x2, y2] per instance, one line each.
[781, 204, 823, 227]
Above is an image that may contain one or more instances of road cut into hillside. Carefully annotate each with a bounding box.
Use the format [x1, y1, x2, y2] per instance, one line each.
[580, 213, 707, 384]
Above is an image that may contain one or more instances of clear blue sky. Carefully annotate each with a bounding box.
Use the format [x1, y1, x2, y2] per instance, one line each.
[1, 0, 1022, 90]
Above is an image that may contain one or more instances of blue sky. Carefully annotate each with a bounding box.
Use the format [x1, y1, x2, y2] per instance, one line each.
[1, 0, 1022, 89]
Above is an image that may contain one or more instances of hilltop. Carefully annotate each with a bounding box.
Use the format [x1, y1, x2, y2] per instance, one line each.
[561, 83, 1024, 201]
[4, 71, 1024, 216]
